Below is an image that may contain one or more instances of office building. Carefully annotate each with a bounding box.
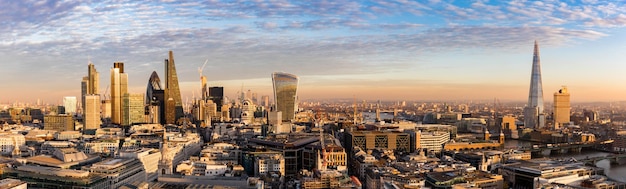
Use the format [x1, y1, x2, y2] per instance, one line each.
[101, 99, 111, 119]
[88, 158, 147, 189]
[497, 115, 517, 138]
[344, 131, 411, 154]
[164, 51, 184, 124]
[418, 131, 450, 153]
[63, 96, 77, 115]
[524, 40, 546, 129]
[146, 71, 165, 124]
[247, 134, 320, 177]
[499, 159, 600, 189]
[0, 134, 25, 156]
[4, 165, 109, 189]
[426, 170, 503, 189]
[119, 148, 162, 182]
[44, 114, 74, 131]
[81, 63, 99, 115]
[553, 86, 570, 130]
[254, 152, 285, 177]
[84, 94, 101, 130]
[272, 72, 299, 122]
[122, 93, 145, 126]
[209, 86, 224, 112]
[111, 62, 128, 125]
[261, 95, 270, 108]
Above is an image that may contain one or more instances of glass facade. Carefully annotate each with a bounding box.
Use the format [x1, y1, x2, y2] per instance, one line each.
[272, 72, 298, 122]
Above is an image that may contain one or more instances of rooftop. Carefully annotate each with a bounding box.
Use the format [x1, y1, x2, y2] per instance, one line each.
[0, 178, 26, 188]
[17, 165, 90, 178]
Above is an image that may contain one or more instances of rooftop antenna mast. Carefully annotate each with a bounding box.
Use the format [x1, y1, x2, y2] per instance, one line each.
[198, 59, 208, 100]
[353, 95, 358, 125]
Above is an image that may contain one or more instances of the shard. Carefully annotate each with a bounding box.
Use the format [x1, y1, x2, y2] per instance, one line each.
[164, 51, 184, 124]
[523, 40, 545, 129]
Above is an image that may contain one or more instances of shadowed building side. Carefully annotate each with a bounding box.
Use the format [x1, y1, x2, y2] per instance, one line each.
[147, 71, 165, 124]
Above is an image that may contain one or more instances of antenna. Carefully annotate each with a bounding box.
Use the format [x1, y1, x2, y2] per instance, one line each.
[353, 95, 358, 125]
[197, 59, 208, 77]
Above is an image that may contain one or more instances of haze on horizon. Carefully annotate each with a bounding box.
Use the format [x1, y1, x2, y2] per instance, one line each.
[2, 0, 626, 104]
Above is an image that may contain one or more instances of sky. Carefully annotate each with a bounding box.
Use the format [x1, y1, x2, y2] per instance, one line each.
[2, 0, 626, 104]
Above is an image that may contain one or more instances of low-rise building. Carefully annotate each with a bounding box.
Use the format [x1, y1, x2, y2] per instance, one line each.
[87, 158, 147, 189]
[119, 148, 161, 181]
[4, 165, 109, 189]
[43, 114, 74, 131]
[0, 134, 24, 156]
[54, 130, 82, 140]
[498, 159, 602, 189]
[0, 178, 27, 189]
[426, 169, 503, 189]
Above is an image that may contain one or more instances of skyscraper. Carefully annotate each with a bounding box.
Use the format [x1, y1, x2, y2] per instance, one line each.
[122, 93, 145, 126]
[523, 41, 545, 129]
[63, 96, 77, 114]
[553, 86, 570, 130]
[84, 94, 101, 130]
[164, 51, 184, 124]
[261, 95, 270, 108]
[111, 62, 128, 125]
[81, 63, 99, 115]
[209, 87, 224, 112]
[272, 72, 299, 122]
[147, 71, 165, 124]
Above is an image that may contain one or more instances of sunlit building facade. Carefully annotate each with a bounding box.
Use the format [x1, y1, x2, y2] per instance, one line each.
[111, 62, 128, 125]
[164, 51, 184, 124]
[63, 96, 77, 115]
[122, 93, 145, 126]
[84, 94, 101, 130]
[272, 72, 299, 122]
[553, 86, 570, 130]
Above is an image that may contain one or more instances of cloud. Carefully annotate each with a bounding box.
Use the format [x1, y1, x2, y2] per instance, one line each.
[1, 0, 626, 102]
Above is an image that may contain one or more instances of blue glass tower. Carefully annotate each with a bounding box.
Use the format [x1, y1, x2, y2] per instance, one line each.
[524, 40, 545, 129]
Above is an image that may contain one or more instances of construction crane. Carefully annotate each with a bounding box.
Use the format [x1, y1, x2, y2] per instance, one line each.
[198, 59, 208, 78]
[198, 59, 209, 99]
[102, 85, 110, 100]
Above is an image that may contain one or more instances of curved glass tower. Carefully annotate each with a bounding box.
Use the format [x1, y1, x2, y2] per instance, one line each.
[272, 72, 299, 122]
[524, 41, 545, 129]
[146, 71, 166, 124]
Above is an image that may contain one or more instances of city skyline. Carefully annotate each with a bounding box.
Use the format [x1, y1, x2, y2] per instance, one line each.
[3, 1, 626, 103]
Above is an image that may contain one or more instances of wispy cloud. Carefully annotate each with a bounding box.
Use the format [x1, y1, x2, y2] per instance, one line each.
[1, 0, 626, 102]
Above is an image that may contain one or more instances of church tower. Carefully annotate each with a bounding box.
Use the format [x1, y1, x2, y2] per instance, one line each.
[484, 128, 490, 141]
[499, 129, 505, 144]
[158, 128, 173, 176]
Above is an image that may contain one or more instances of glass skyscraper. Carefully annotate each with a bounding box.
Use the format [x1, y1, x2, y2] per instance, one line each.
[524, 41, 545, 129]
[111, 62, 128, 125]
[272, 72, 299, 122]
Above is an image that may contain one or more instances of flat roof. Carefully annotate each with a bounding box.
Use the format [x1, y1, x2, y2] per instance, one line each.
[0, 178, 26, 188]
[17, 165, 90, 178]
